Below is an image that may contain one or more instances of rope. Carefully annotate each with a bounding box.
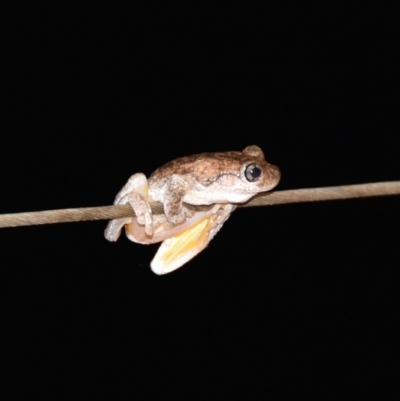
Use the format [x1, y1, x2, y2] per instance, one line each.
[0, 180, 399, 228]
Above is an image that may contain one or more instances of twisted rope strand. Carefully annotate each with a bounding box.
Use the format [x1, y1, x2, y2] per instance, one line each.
[0, 181, 399, 228]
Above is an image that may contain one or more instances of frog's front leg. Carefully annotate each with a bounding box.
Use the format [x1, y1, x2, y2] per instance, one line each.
[104, 173, 153, 241]
[162, 174, 192, 226]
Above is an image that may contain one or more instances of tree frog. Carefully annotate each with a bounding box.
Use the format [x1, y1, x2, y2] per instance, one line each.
[105, 145, 280, 275]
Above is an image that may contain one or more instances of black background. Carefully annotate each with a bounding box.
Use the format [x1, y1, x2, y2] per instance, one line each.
[2, 5, 400, 395]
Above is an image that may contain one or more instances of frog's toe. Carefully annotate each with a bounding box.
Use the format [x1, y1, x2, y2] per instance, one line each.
[104, 217, 132, 242]
[144, 222, 153, 237]
[124, 191, 151, 220]
[133, 210, 153, 236]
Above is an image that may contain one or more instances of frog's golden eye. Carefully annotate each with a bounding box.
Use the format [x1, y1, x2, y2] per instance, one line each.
[245, 163, 262, 182]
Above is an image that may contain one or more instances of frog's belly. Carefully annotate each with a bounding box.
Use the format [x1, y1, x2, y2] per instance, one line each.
[183, 191, 252, 205]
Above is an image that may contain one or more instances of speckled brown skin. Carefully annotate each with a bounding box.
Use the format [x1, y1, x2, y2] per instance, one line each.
[148, 145, 280, 225]
[149, 145, 279, 187]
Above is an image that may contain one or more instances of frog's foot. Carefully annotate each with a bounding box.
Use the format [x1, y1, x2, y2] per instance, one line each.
[104, 173, 154, 240]
[120, 192, 153, 236]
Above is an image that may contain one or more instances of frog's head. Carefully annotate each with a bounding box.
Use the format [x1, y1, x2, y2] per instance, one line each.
[239, 145, 281, 192]
[200, 145, 281, 204]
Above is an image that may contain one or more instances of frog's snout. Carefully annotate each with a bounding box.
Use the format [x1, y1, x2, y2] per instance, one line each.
[267, 164, 281, 185]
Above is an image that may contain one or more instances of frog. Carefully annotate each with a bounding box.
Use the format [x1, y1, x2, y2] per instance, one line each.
[104, 145, 280, 275]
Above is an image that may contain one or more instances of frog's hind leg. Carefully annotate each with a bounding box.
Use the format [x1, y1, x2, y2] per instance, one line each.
[150, 204, 235, 275]
[113, 173, 148, 204]
[150, 216, 212, 275]
[104, 173, 153, 240]
[104, 217, 132, 242]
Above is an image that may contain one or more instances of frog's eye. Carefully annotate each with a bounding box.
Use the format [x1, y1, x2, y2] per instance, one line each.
[245, 163, 262, 182]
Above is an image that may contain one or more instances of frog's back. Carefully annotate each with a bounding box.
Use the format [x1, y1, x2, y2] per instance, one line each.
[149, 151, 246, 186]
